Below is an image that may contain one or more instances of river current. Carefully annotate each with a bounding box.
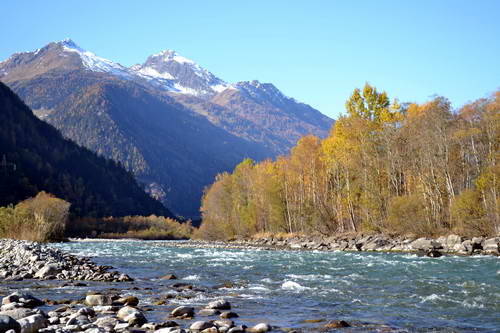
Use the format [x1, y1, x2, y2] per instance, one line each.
[6, 240, 500, 332]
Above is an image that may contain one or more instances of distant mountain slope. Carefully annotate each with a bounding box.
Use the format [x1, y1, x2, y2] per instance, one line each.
[0, 82, 171, 218]
[0, 39, 333, 217]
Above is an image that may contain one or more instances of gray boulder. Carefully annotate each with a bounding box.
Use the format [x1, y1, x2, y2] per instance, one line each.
[249, 323, 271, 333]
[34, 264, 60, 279]
[85, 294, 115, 306]
[0, 315, 21, 333]
[0, 308, 37, 320]
[170, 306, 194, 318]
[483, 238, 499, 254]
[411, 238, 442, 251]
[190, 321, 213, 331]
[207, 299, 231, 310]
[117, 306, 147, 325]
[17, 314, 47, 333]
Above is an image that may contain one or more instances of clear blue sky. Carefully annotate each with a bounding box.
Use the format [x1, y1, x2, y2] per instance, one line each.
[1, 0, 499, 118]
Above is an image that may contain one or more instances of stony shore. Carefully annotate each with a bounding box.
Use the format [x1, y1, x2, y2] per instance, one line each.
[0, 290, 276, 333]
[0, 239, 132, 282]
[0, 239, 278, 333]
[161, 234, 500, 257]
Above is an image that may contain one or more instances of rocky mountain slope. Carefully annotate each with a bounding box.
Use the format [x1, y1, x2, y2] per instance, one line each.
[0, 82, 171, 217]
[0, 39, 333, 217]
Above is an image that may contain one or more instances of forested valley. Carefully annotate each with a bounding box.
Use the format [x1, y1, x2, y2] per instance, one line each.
[198, 84, 499, 239]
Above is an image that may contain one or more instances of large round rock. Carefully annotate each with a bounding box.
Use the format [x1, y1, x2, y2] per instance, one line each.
[0, 315, 21, 333]
[207, 299, 231, 310]
[171, 306, 194, 318]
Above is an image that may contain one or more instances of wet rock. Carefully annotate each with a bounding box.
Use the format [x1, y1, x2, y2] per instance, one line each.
[117, 296, 139, 306]
[1, 295, 19, 305]
[172, 283, 193, 290]
[170, 306, 194, 318]
[160, 274, 178, 280]
[324, 320, 350, 328]
[199, 309, 220, 316]
[220, 311, 238, 319]
[426, 249, 443, 258]
[156, 328, 185, 333]
[6, 293, 44, 309]
[0, 315, 21, 333]
[201, 327, 219, 333]
[249, 323, 271, 333]
[207, 299, 231, 310]
[190, 321, 213, 331]
[227, 325, 247, 333]
[17, 314, 48, 333]
[214, 320, 234, 328]
[85, 294, 115, 306]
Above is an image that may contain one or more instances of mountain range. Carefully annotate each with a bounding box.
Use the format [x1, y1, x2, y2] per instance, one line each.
[0, 39, 333, 217]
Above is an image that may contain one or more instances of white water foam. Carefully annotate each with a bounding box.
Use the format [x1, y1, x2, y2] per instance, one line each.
[281, 281, 309, 291]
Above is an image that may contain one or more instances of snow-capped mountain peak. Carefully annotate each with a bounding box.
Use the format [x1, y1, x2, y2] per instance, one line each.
[151, 49, 195, 65]
[56, 39, 131, 77]
[130, 49, 231, 97]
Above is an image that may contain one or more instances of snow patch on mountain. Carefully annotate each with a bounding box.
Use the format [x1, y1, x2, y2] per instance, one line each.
[135, 66, 175, 80]
[152, 50, 195, 65]
[59, 39, 131, 78]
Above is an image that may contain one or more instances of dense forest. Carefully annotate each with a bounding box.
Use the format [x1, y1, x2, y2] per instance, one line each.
[0, 82, 172, 218]
[198, 84, 499, 239]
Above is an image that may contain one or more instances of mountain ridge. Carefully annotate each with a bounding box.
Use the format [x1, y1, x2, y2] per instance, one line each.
[0, 39, 334, 217]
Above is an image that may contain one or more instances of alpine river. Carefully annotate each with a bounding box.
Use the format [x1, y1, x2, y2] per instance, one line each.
[20, 240, 500, 331]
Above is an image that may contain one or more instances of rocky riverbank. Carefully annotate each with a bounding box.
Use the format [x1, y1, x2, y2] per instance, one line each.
[0, 239, 279, 333]
[0, 291, 275, 333]
[0, 239, 132, 282]
[161, 234, 500, 257]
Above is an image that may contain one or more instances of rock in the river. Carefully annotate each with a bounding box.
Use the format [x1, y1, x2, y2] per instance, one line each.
[426, 249, 443, 258]
[207, 299, 231, 310]
[2, 293, 44, 309]
[160, 274, 178, 280]
[199, 309, 220, 316]
[0, 315, 21, 333]
[171, 306, 194, 318]
[227, 325, 247, 333]
[85, 294, 115, 306]
[117, 296, 139, 306]
[1, 295, 19, 306]
[190, 321, 213, 331]
[220, 311, 238, 319]
[249, 323, 271, 333]
[17, 314, 48, 333]
[324, 320, 350, 328]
